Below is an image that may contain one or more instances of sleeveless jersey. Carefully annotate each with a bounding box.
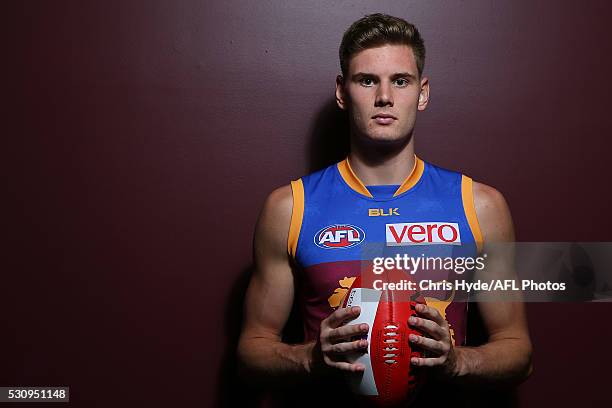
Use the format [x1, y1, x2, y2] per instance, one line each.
[287, 156, 483, 346]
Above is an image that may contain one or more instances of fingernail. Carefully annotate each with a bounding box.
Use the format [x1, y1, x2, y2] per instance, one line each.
[352, 306, 360, 314]
[411, 357, 418, 365]
[409, 316, 416, 324]
[409, 334, 417, 342]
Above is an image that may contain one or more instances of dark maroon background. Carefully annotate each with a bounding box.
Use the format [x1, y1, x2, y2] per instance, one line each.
[5, 1, 612, 407]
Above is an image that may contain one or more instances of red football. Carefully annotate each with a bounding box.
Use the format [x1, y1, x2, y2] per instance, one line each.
[341, 276, 427, 407]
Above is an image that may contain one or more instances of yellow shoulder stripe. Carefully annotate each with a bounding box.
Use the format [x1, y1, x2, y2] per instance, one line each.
[288, 179, 304, 258]
[461, 175, 484, 254]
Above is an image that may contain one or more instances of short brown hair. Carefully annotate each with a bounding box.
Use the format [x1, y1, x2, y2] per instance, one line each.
[339, 13, 426, 78]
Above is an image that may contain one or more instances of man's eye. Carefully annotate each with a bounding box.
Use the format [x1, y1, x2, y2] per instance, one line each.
[394, 78, 409, 87]
[360, 78, 375, 87]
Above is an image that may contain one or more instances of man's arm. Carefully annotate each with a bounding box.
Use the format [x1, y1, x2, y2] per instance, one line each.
[453, 182, 533, 386]
[237, 185, 315, 380]
[237, 186, 369, 383]
[408, 182, 533, 387]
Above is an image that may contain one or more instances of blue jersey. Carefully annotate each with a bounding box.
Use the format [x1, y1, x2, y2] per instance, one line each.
[287, 156, 483, 345]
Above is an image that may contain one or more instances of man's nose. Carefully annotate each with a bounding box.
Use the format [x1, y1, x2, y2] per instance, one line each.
[375, 81, 393, 107]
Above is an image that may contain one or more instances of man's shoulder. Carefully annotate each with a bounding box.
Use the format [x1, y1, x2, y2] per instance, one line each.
[421, 158, 508, 211]
[421, 159, 464, 185]
[472, 181, 507, 209]
[258, 161, 342, 238]
[262, 184, 293, 221]
[254, 184, 294, 258]
[472, 181, 514, 242]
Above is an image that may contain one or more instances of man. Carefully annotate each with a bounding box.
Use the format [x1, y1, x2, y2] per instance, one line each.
[238, 13, 532, 406]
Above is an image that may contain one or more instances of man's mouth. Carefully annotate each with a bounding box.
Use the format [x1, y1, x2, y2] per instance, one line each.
[372, 113, 397, 125]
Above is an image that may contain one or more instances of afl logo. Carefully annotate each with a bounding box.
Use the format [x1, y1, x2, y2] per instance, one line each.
[314, 224, 365, 249]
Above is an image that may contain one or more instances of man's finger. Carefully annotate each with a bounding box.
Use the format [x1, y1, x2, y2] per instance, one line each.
[408, 333, 449, 355]
[328, 323, 369, 344]
[408, 315, 446, 340]
[328, 339, 368, 354]
[324, 306, 361, 329]
[414, 303, 447, 327]
[327, 360, 366, 372]
[410, 355, 446, 367]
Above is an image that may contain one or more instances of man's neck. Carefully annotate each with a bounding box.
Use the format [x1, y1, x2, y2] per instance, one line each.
[347, 138, 416, 186]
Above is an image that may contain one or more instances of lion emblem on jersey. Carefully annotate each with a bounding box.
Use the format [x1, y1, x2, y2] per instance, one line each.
[327, 276, 357, 308]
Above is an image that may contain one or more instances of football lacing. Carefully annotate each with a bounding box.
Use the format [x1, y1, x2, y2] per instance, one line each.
[383, 323, 400, 364]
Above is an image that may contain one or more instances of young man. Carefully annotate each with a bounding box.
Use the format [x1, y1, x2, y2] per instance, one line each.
[238, 13, 532, 405]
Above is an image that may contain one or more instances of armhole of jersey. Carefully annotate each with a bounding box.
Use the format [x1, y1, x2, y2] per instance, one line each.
[288, 179, 304, 259]
[461, 175, 484, 254]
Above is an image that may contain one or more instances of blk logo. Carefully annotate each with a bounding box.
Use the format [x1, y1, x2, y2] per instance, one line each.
[368, 208, 400, 217]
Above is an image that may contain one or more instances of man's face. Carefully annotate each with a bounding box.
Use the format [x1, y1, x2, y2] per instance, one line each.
[336, 44, 429, 145]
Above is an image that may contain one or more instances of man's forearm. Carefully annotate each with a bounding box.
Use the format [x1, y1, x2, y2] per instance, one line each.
[452, 338, 532, 388]
[237, 336, 317, 383]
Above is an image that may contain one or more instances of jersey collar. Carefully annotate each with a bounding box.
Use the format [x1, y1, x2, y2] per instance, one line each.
[337, 155, 425, 198]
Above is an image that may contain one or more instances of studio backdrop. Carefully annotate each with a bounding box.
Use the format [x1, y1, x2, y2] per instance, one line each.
[5, 1, 612, 407]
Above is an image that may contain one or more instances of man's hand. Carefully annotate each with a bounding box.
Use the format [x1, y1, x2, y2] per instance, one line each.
[314, 305, 370, 373]
[408, 303, 459, 378]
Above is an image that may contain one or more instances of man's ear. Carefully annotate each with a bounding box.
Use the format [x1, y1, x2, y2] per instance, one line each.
[417, 76, 430, 111]
[335, 75, 347, 110]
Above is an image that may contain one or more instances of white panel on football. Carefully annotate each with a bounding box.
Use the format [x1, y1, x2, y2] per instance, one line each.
[344, 288, 381, 396]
